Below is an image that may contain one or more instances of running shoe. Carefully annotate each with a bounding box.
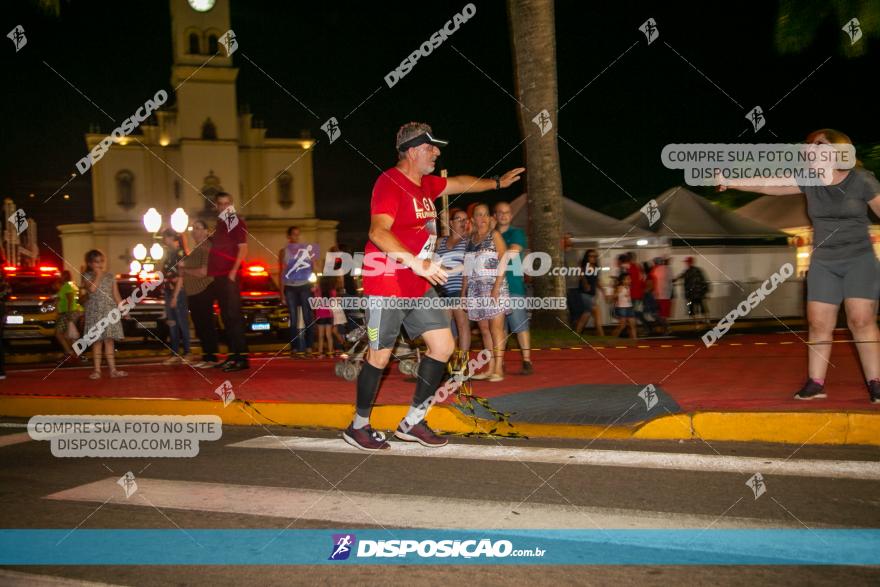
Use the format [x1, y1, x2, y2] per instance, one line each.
[521, 360, 533, 375]
[222, 359, 249, 372]
[394, 420, 448, 447]
[793, 379, 826, 400]
[342, 424, 390, 452]
[868, 380, 880, 404]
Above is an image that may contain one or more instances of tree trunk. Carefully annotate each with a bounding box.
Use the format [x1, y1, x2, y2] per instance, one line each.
[507, 0, 566, 328]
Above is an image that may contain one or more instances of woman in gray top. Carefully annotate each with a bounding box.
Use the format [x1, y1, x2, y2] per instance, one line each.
[720, 129, 880, 403]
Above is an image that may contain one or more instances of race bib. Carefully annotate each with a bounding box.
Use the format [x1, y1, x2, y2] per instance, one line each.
[416, 218, 438, 260]
[417, 235, 437, 260]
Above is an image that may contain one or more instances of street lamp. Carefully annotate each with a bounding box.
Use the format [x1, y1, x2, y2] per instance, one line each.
[129, 260, 142, 274]
[170, 208, 189, 233]
[133, 243, 147, 261]
[143, 208, 162, 233]
[150, 243, 164, 260]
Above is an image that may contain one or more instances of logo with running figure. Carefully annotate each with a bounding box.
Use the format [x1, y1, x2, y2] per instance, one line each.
[284, 245, 313, 280]
[842, 18, 862, 45]
[746, 106, 765, 132]
[329, 533, 356, 560]
[639, 18, 659, 44]
[7, 25, 26, 52]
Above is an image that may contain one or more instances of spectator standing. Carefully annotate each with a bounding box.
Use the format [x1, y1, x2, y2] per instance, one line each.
[611, 273, 637, 339]
[279, 226, 318, 355]
[81, 249, 127, 379]
[183, 220, 219, 368]
[315, 276, 337, 357]
[207, 192, 249, 372]
[435, 208, 470, 353]
[563, 233, 584, 326]
[675, 257, 710, 325]
[55, 270, 83, 364]
[462, 204, 510, 382]
[650, 257, 673, 334]
[493, 201, 533, 375]
[161, 229, 192, 364]
[627, 252, 646, 331]
[575, 249, 605, 336]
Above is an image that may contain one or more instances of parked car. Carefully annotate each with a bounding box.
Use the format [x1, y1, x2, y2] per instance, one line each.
[115, 273, 169, 343]
[2, 265, 60, 343]
[235, 264, 288, 337]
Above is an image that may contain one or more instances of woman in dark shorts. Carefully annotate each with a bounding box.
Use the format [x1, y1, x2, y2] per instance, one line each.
[720, 129, 880, 403]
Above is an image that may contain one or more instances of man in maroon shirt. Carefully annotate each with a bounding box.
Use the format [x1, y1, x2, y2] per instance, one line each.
[342, 122, 524, 451]
[207, 192, 249, 372]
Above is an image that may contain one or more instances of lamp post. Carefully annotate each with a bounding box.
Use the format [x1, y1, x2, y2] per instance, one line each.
[135, 207, 187, 277]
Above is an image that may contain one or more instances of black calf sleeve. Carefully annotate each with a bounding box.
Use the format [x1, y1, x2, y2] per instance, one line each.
[412, 356, 449, 407]
[356, 362, 384, 417]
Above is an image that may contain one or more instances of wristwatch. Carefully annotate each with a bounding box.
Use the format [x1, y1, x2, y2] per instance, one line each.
[492, 175, 501, 190]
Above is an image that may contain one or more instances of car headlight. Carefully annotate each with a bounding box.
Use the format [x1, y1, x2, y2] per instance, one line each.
[41, 303, 56, 313]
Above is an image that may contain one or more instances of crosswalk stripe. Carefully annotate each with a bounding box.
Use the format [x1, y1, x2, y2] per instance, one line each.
[46, 477, 793, 529]
[229, 436, 880, 481]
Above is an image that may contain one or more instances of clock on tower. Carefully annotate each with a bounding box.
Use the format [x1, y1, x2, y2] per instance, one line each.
[187, 0, 215, 12]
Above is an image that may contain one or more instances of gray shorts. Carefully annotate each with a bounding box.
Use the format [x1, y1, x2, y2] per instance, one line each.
[506, 294, 530, 334]
[807, 251, 880, 304]
[366, 289, 450, 350]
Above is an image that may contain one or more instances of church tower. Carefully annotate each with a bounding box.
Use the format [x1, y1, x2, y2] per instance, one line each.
[59, 0, 337, 276]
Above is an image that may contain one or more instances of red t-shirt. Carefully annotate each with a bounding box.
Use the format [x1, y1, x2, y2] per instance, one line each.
[362, 168, 447, 298]
[208, 217, 248, 277]
[628, 262, 645, 300]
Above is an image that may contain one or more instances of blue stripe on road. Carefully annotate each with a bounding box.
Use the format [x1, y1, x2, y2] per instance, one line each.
[0, 530, 878, 565]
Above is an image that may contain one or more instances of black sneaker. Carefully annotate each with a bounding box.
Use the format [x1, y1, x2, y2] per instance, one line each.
[342, 424, 390, 452]
[394, 420, 448, 447]
[868, 380, 880, 404]
[794, 379, 826, 400]
[521, 360, 533, 375]
[213, 358, 234, 369]
[222, 359, 249, 372]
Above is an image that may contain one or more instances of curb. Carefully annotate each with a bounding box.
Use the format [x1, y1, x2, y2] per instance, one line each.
[1, 395, 878, 446]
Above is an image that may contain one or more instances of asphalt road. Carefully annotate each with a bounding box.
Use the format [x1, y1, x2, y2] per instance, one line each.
[0, 422, 878, 586]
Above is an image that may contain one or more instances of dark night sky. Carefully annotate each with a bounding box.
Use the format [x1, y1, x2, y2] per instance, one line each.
[2, 0, 878, 250]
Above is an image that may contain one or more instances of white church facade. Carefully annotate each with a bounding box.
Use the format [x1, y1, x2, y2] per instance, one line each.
[59, 0, 337, 276]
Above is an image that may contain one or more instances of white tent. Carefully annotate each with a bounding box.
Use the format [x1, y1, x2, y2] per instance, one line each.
[509, 193, 653, 242]
[736, 193, 811, 232]
[616, 187, 801, 321]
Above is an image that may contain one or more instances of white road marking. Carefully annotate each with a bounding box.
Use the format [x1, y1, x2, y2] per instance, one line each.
[46, 477, 794, 529]
[229, 435, 880, 481]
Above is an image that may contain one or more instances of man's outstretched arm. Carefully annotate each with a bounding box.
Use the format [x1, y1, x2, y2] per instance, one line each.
[440, 167, 525, 197]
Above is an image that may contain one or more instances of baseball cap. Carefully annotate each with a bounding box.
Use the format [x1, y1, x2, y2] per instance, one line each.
[395, 122, 449, 152]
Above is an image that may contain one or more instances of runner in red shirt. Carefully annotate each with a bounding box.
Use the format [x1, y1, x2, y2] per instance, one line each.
[343, 122, 525, 451]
